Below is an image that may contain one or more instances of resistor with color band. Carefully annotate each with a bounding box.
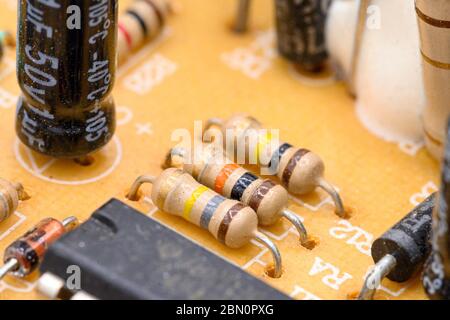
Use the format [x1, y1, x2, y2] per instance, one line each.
[205, 114, 346, 218]
[118, 0, 172, 65]
[358, 193, 435, 300]
[0, 216, 79, 280]
[164, 143, 315, 249]
[0, 178, 28, 223]
[126, 168, 283, 278]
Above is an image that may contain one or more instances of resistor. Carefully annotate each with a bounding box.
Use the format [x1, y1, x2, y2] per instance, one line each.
[205, 114, 346, 218]
[0, 178, 28, 223]
[126, 168, 283, 278]
[422, 119, 450, 300]
[358, 194, 435, 300]
[164, 144, 314, 249]
[0, 216, 79, 280]
[0, 31, 14, 62]
[118, 0, 172, 65]
[274, 0, 331, 73]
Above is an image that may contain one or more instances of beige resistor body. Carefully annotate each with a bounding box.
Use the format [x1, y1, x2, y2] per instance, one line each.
[166, 143, 311, 247]
[0, 179, 27, 222]
[118, 0, 172, 65]
[205, 114, 346, 217]
[127, 168, 283, 277]
[416, 0, 450, 160]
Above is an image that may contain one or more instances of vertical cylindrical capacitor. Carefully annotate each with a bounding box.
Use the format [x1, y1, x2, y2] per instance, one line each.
[274, 0, 331, 72]
[416, 0, 450, 159]
[422, 120, 450, 300]
[16, 0, 118, 158]
[0, 216, 79, 279]
[127, 168, 283, 278]
[118, 0, 172, 65]
[358, 194, 435, 300]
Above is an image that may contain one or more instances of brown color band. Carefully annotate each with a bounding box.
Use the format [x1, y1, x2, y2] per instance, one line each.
[282, 149, 310, 186]
[248, 180, 276, 212]
[421, 51, 450, 70]
[424, 127, 443, 147]
[217, 203, 245, 244]
[416, 6, 450, 28]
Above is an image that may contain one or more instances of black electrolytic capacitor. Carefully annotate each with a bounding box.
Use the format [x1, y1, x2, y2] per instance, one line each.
[16, 0, 118, 158]
[274, 0, 331, 72]
[358, 193, 435, 300]
[422, 121, 450, 300]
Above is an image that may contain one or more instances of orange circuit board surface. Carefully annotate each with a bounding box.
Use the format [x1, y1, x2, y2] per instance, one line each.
[0, 0, 439, 299]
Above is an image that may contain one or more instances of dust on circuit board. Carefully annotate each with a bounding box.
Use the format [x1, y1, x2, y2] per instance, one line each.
[0, 0, 439, 299]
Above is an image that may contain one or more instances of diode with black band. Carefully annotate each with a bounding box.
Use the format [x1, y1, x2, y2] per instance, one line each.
[0, 216, 79, 280]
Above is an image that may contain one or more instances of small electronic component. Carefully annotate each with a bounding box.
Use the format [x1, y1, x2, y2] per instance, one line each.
[118, 0, 172, 65]
[0, 31, 14, 62]
[422, 120, 450, 300]
[165, 144, 314, 248]
[0, 178, 28, 223]
[416, 0, 450, 159]
[127, 168, 283, 278]
[205, 114, 345, 217]
[358, 194, 435, 300]
[275, 0, 330, 72]
[38, 199, 290, 300]
[233, 0, 251, 33]
[16, 1, 118, 158]
[0, 216, 78, 280]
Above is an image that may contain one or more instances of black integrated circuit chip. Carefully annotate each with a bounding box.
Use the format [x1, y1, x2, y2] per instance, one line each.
[39, 199, 290, 300]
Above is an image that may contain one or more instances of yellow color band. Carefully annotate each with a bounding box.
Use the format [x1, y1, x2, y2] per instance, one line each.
[183, 186, 209, 221]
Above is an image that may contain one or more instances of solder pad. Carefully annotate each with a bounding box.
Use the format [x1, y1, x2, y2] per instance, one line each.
[0, 0, 438, 300]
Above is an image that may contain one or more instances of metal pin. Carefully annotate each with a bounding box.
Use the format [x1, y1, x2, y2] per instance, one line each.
[254, 232, 282, 278]
[233, 0, 251, 33]
[358, 254, 397, 300]
[0, 258, 19, 281]
[318, 178, 346, 218]
[281, 209, 310, 247]
[127, 175, 157, 201]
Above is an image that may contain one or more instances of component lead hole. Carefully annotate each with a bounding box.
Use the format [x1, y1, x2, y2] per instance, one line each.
[265, 265, 282, 278]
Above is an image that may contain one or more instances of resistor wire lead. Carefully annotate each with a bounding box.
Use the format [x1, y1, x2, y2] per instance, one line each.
[205, 115, 346, 218]
[127, 169, 283, 278]
[165, 145, 313, 249]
